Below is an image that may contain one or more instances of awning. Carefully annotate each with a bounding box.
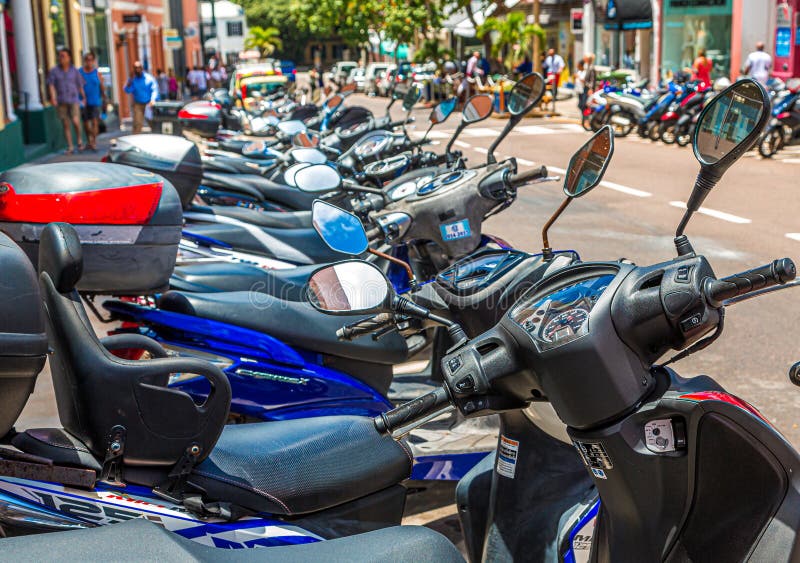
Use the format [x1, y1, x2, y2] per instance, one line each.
[594, 0, 653, 31]
[442, 0, 519, 38]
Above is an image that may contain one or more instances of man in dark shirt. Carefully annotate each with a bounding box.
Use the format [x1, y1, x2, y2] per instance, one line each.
[47, 48, 86, 153]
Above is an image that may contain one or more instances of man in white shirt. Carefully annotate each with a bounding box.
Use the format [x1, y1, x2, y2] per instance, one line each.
[544, 48, 565, 109]
[745, 42, 772, 85]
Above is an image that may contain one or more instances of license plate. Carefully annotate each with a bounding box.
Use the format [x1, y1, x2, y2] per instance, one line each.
[441, 219, 471, 241]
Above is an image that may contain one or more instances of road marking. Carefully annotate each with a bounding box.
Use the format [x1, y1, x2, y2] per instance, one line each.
[463, 127, 501, 137]
[782, 158, 800, 164]
[786, 233, 800, 241]
[546, 166, 651, 197]
[516, 158, 535, 166]
[454, 140, 470, 148]
[515, 124, 584, 135]
[474, 147, 488, 154]
[411, 130, 450, 139]
[669, 201, 751, 224]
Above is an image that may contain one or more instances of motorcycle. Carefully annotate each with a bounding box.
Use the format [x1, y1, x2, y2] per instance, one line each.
[759, 77, 800, 158]
[306, 78, 800, 561]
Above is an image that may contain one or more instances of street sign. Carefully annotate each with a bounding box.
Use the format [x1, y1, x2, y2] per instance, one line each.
[571, 8, 583, 33]
[122, 14, 142, 23]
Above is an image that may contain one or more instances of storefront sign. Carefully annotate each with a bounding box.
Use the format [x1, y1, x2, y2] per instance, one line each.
[594, 0, 653, 30]
[776, 2, 792, 58]
[122, 14, 142, 24]
[571, 8, 584, 33]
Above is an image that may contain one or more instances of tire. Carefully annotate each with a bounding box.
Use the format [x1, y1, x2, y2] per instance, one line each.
[582, 114, 594, 132]
[676, 130, 691, 146]
[759, 128, 783, 158]
[660, 122, 677, 145]
[648, 121, 661, 141]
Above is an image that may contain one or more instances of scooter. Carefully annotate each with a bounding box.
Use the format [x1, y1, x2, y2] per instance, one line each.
[759, 77, 800, 158]
[308, 79, 800, 561]
[0, 223, 457, 555]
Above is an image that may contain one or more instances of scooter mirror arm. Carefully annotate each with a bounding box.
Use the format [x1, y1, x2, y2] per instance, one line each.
[342, 180, 390, 203]
[368, 248, 418, 289]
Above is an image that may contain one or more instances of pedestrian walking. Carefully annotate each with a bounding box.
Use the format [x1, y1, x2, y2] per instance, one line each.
[156, 68, 169, 100]
[745, 42, 772, 85]
[167, 69, 179, 100]
[575, 60, 587, 112]
[692, 49, 713, 85]
[47, 48, 86, 154]
[123, 61, 159, 134]
[462, 51, 483, 101]
[584, 53, 597, 95]
[544, 48, 565, 110]
[79, 51, 105, 151]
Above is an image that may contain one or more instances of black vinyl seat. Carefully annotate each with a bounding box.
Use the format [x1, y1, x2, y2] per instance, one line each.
[193, 205, 312, 229]
[0, 518, 465, 562]
[170, 262, 316, 299]
[159, 290, 408, 365]
[202, 172, 316, 210]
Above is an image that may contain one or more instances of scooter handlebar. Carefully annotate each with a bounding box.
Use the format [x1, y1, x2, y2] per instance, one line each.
[336, 313, 395, 341]
[507, 165, 548, 188]
[704, 258, 796, 305]
[374, 386, 451, 434]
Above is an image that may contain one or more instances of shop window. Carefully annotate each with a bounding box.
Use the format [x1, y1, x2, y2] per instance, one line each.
[226, 21, 243, 37]
[662, 0, 732, 80]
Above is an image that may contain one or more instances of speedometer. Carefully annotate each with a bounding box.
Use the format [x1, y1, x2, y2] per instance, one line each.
[542, 308, 589, 343]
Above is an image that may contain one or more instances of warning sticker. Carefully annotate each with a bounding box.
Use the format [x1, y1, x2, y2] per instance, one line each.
[573, 440, 613, 472]
[440, 219, 471, 241]
[496, 435, 519, 478]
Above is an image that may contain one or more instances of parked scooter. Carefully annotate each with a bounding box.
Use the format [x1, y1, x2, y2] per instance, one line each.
[759, 77, 800, 157]
[307, 78, 800, 561]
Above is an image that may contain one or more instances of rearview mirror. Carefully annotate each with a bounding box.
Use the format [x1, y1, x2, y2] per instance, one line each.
[307, 260, 393, 315]
[694, 79, 769, 172]
[325, 94, 344, 110]
[507, 73, 546, 116]
[284, 162, 312, 187]
[294, 165, 342, 193]
[277, 120, 307, 137]
[402, 85, 421, 111]
[292, 147, 327, 164]
[677, 79, 770, 241]
[462, 94, 493, 123]
[429, 97, 456, 125]
[293, 131, 320, 148]
[564, 125, 614, 197]
[312, 200, 369, 254]
[340, 82, 357, 95]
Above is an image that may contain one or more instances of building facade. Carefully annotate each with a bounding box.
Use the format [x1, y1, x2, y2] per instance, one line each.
[201, 0, 247, 64]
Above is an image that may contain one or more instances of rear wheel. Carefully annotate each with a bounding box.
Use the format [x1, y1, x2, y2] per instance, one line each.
[648, 121, 662, 141]
[676, 128, 692, 146]
[609, 110, 634, 137]
[759, 128, 784, 158]
[660, 122, 677, 144]
[581, 114, 594, 132]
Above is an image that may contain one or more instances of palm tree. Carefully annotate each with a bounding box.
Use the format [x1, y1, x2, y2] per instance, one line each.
[245, 26, 284, 57]
[477, 12, 545, 72]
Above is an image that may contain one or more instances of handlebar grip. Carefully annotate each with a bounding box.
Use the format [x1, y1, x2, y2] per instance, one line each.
[336, 313, 394, 341]
[705, 258, 796, 304]
[508, 165, 547, 188]
[374, 387, 451, 434]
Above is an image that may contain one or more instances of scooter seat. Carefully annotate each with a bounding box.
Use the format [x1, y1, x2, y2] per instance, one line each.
[202, 172, 316, 210]
[0, 518, 464, 562]
[170, 262, 316, 299]
[158, 289, 408, 364]
[182, 222, 348, 265]
[190, 416, 413, 515]
[192, 205, 312, 229]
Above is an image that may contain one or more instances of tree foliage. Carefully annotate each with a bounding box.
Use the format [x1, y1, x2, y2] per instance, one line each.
[245, 26, 284, 57]
[478, 12, 544, 70]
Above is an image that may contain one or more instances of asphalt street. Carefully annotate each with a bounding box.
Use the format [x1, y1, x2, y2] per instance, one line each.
[14, 92, 800, 457]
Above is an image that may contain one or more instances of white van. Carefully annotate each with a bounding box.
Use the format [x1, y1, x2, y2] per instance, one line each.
[365, 63, 392, 96]
[329, 61, 358, 86]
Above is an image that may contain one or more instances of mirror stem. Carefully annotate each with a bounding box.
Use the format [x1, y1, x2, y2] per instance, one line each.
[486, 115, 520, 165]
[445, 123, 465, 155]
[392, 296, 468, 348]
[369, 248, 418, 289]
[541, 198, 572, 260]
[675, 171, 718, 238]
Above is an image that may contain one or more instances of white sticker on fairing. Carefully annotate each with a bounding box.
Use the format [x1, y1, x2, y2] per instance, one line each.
[496, 435, 519, 478]
[572, 514, 597, 563]
[440, 219, 471, 241]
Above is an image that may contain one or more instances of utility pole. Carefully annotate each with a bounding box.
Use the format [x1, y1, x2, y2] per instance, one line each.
[532, 0, 541, 72]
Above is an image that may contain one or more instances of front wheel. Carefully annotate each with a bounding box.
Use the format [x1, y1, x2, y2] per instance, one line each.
[660, 122, 677, 145]
[759, 128, 784, 158]
[609, 110, 634, 137]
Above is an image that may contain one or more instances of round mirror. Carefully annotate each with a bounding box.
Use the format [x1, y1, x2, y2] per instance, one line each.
[462, 95, 494, 123]
[402, 85, 421, 111]
[264, 115, 280, 127]
[507, 73, 546, 116]
[307, 260, 391, 314]
[242, 140, 267, 156]
[340, 82, 357, 94]
[284, 162, 312, 187]
[429, 97, 457, 125]
[294, 165, 342, 193]
[325, 94, 344, 110]
[277, 120, 307, 137]
[312, 200, 368, 253]
[694, 79, 768, 166]
[564, 125, 614, 197]
[292, 147, 327, 164]
[293, 131, 321, 148]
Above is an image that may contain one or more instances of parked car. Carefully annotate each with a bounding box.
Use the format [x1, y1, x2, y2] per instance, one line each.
[365, 62, 392, 96]
[376, 62, 413, 97]
[348, 67, 366, 91]
[277, 59, 297, 82]
[329, 61, 358, 86]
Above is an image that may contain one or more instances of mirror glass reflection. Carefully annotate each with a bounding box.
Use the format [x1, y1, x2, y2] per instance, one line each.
[695, 81, 765, 164]
[312, 200, 369, 254]
[564, 126, 614, 197]
[307, 261, 390, 313]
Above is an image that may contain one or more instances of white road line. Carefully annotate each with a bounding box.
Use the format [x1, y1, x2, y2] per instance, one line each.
[669, 201, 751, 224]
[463, 127, 501, 137]
[474, 147, 489, 154]
[454, 140, 470, 148]
[516, 158, 535, 166]
[546, 166, 651, 197]
[786, 233, 800, 241]
[781, 158, 800, 164]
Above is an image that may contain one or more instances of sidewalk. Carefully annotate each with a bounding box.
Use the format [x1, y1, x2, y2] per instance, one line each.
[29, 128, 126, 166]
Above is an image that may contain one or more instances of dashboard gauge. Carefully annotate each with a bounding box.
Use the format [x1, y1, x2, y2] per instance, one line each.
[542, 308, 589, 343]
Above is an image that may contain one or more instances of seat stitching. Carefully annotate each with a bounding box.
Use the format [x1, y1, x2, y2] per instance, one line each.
[29, 434, 91, 454]
[396, 440, 414, 474]
[192, 470, 292, 514]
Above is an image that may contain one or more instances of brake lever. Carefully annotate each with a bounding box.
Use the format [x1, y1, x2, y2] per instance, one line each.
[372, 324, 398, 341]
